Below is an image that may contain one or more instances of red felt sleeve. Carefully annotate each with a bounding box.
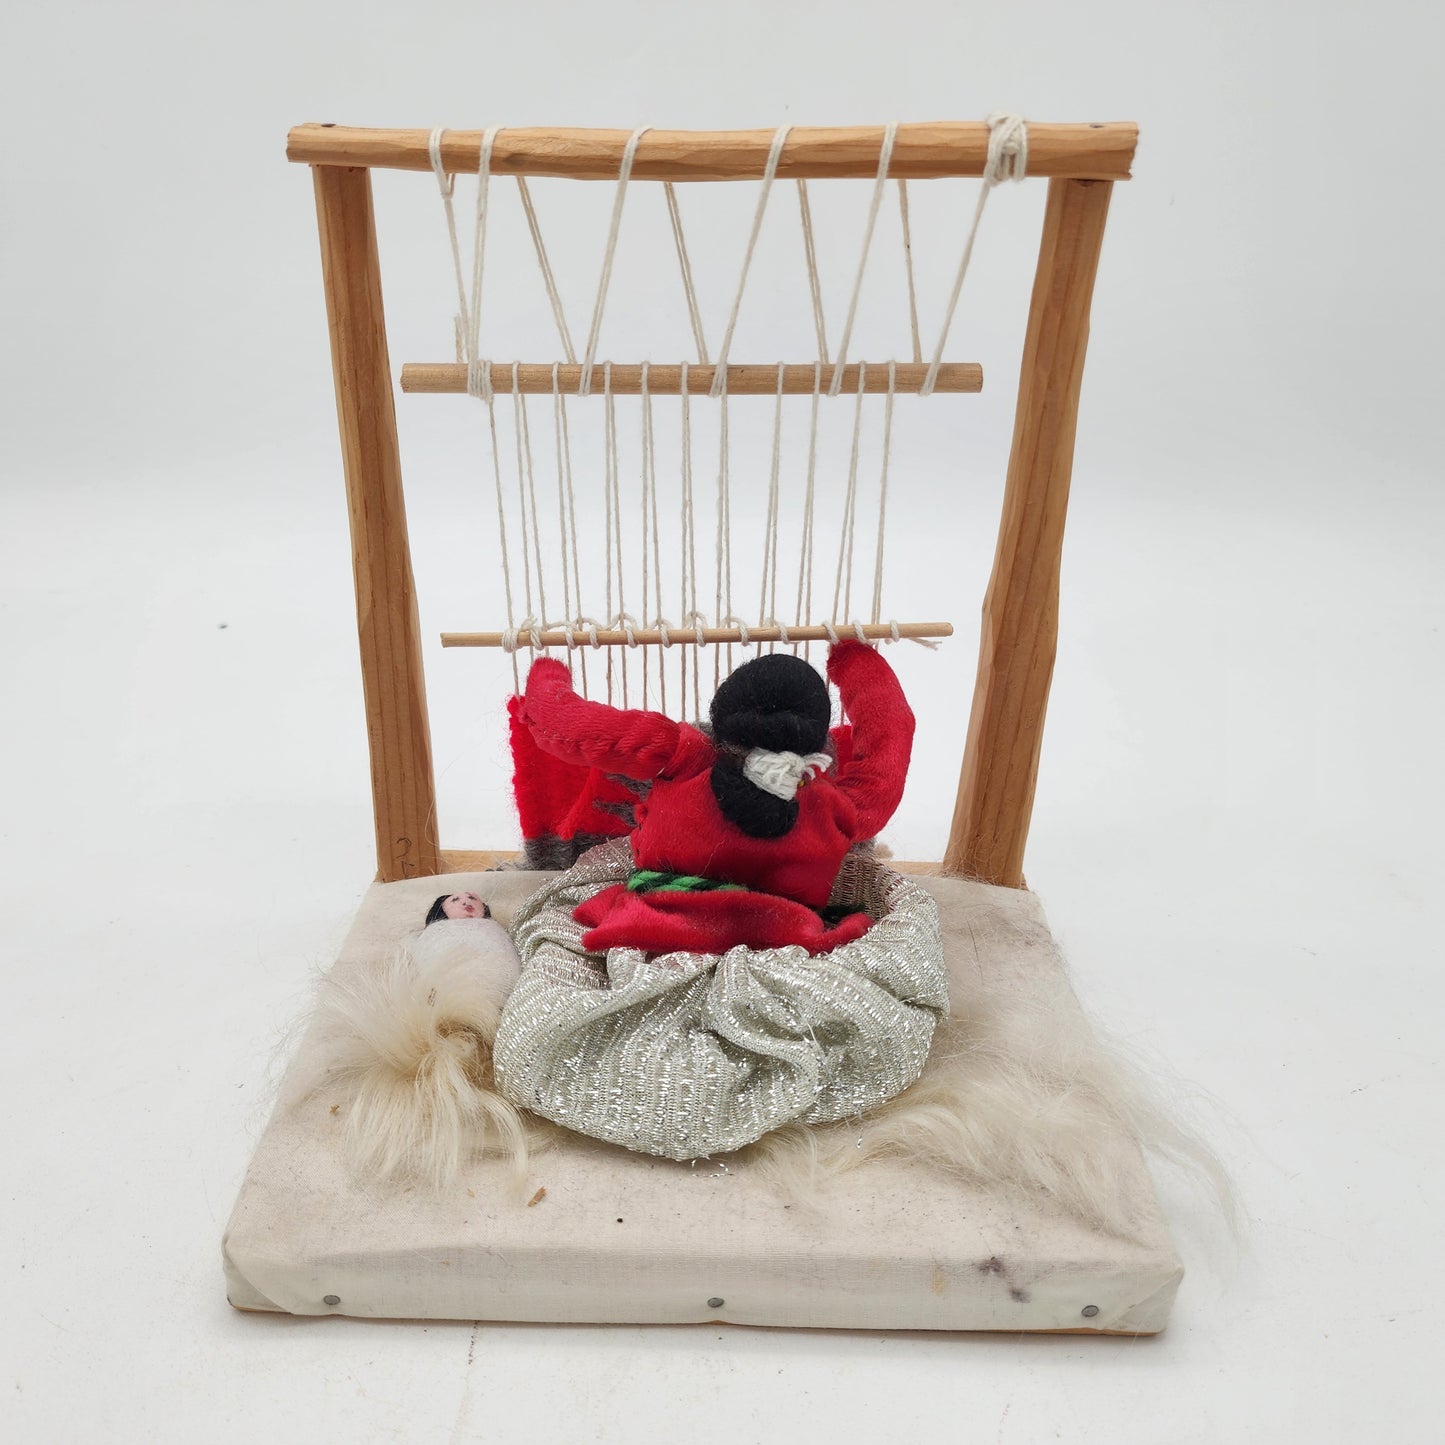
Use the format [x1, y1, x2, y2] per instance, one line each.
[826, 641, 915, 840]
[521, 657, 702, 781]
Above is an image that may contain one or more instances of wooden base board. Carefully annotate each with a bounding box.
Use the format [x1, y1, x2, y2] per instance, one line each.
[225, 866, 1181, 1334]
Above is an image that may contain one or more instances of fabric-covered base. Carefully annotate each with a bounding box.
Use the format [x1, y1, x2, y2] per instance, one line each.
[223, 869, 1182, 1334]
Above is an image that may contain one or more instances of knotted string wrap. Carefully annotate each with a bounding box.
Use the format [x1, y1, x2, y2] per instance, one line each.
[580, 127, 650, 397]
[742, 747, 834, 802]
[921, 111, 1029, 396]
[722, 615, 752, 648]
[984, 110, 1029, 181]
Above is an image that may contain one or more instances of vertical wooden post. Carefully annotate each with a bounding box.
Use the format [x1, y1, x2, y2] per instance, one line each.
[943, 178, 1114, 887]
[312, 165, 441, 881]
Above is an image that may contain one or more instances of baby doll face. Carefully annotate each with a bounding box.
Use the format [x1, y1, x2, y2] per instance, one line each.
[441, 891, 488, 920]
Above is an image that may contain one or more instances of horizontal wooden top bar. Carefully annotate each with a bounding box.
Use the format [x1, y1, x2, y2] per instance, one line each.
[401, 362, 983, 396]
[287, 122, 1137, 181]
[442, 622, 953, 648]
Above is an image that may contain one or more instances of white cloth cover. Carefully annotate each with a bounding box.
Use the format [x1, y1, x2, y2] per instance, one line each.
[223, 869, 1183, 1334]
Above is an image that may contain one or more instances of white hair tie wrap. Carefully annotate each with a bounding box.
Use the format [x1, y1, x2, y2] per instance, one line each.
[742, 748, 833, 802]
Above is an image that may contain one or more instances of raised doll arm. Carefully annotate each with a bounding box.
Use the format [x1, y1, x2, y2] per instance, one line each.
[826, 641, 916, 841]
[521, 657, 706, 781]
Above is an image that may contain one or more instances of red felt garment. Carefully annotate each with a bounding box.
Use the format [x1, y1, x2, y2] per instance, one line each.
[573, 885, 873, 956]
[519, 641, 914, 955]
[507, 694, 634, 845]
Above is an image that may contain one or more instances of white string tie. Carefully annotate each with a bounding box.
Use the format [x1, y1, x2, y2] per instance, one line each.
[426, 127, 453, 195]
[723, 615, 751, 648]
[501, 617, 545, 653]
[743, 748, 833, 802]
[684, 610, 708, 646]
[853, 622, 869, 644]
[984, 110, 1029, 183]
[822, 621, 840, 644]
[614, 612, 641, 647]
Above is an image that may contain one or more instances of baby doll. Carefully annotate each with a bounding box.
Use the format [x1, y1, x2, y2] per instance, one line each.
[519, 639, 914, 956]
[319, 889, 524, 1188]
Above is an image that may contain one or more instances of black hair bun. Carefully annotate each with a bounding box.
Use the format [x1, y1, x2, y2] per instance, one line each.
[708, 655, 831, 839]
[710, 653, 830, 754]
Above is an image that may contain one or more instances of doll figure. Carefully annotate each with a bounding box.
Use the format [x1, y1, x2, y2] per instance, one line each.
[518, 639, 914, 957]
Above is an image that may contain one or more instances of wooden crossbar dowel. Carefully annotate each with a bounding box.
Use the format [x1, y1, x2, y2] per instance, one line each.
[287, 123, 1137, 182]
[402, 362, 983, 396]
[441, 622, 953, 649]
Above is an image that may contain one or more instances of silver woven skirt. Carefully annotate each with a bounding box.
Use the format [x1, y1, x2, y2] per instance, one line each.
[493, 839, 948, 1161]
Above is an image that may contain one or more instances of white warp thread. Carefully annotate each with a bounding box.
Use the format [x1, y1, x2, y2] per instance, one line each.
[898, 180, 922, 364]
[828, 121, 898, 397]
[425, 114, 999, 692]
[580, 128, 649, 396]
[516, 178, 578, 363]
[710, 126, 793, 399]
[796, 181, 830, 365]
[758, 362, 786, 649]
[743, 748, 833, 802]
[921, 112, 1028, 395]
[664, 183, 711, 364]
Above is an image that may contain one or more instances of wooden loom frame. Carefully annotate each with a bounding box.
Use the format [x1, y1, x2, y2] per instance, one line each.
[289, 121, 1135, 890]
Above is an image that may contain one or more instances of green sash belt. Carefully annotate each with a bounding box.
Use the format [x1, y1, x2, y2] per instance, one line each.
[625, 869, 747, 895]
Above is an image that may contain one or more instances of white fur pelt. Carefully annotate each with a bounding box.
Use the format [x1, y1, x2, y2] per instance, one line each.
[316, 918, 538, 1190]
[743, 908, 1233, 1238]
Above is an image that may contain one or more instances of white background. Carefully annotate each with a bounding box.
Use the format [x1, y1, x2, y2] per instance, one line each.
[2, 1, 1442, 1440]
